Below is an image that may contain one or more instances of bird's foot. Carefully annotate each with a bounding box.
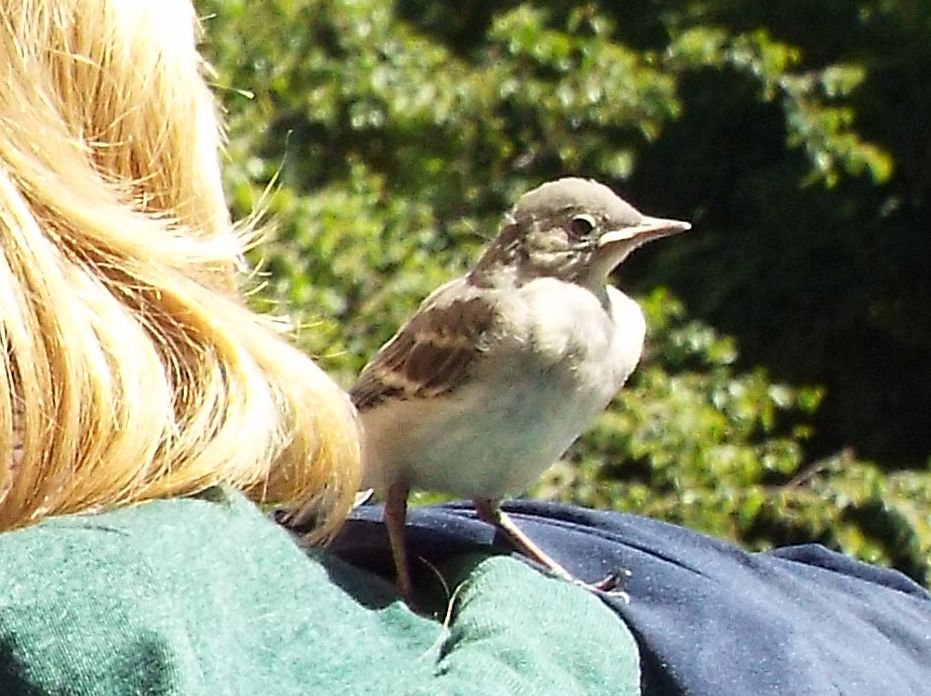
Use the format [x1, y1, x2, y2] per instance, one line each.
[573, 569, 632, 603]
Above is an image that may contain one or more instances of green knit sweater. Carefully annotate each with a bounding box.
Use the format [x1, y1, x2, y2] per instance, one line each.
[0, 488, 639, 695]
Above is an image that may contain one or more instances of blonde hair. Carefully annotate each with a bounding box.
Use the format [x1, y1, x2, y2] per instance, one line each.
[0, 0, 360, 538]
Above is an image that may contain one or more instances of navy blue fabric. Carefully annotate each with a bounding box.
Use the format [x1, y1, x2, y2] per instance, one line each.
[329, 500, 931, 696]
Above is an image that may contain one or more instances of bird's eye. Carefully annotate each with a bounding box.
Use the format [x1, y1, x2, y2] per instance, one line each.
[567, 214, 596, 238]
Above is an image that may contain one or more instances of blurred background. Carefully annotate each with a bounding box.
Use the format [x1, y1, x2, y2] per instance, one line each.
[202, 0, 930, 586]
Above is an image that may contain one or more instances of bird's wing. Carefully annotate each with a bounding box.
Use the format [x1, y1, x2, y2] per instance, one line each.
[350, 280, 496, 411]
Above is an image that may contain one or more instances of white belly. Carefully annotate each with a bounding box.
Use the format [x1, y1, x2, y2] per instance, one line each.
[360, 280, 646, 499]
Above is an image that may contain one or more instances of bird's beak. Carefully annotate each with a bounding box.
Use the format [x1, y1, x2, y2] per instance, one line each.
[597, 216, 691, 248]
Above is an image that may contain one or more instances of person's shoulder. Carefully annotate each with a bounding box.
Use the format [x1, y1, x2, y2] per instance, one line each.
[0, 487, 281, 594]
[0, 488, 379, 694]
[0, 492, 643, 695]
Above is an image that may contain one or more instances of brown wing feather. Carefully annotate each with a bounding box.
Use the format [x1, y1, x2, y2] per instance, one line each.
[350, 291, 495, 411]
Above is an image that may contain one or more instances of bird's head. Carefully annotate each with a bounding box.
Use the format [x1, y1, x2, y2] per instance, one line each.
[470, 178, 690, 291]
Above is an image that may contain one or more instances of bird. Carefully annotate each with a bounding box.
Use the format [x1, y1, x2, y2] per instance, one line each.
[348, 177, 690, 600]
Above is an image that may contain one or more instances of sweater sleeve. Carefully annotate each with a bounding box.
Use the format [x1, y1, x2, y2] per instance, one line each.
[0, 490, 640, 696]
[412, 554, 640, 696]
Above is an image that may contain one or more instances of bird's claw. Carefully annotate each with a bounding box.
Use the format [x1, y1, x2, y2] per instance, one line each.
[573, 569, 632, 603]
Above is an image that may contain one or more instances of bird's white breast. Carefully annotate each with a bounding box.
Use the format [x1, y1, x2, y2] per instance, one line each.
[360, 278, 646, 499]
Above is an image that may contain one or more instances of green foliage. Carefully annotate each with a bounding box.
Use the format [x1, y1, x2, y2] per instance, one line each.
[668, 28, 893, 185]
[201, 0, 931, 586]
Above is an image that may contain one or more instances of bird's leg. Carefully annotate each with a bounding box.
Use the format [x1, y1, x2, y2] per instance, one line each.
[384, 481, 412, 600]
[473, 498, 576, 582]
[473, 498, 627, 597]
